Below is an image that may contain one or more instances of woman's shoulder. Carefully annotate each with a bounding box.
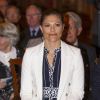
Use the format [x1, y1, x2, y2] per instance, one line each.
[26, 42, 43, 51]
[61, 41, 80, 53]
[24, 42, 44, 55]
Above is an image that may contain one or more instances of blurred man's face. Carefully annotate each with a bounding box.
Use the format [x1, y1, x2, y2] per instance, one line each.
[0, 0, 8, 16]
[66, 18, 80, 44]
[6, 7, 21, 23]
[26, 6, 41, 28]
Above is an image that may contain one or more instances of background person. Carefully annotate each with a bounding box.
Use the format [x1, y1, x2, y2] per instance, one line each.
[20, 4, 43, 49]
[62, 11, 96, 100]
[0, 0, 8, 16]
[0, 22, 20, 100]
[5, 5, 21, 25]
[4, 5, 24, 50]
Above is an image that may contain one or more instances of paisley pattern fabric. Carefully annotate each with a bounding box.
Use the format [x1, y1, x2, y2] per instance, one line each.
[0, 62, 13, 100]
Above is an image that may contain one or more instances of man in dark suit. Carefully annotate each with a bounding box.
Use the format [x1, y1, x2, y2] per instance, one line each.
[20, 4, 43, 49]
[63, 11, 96, 100]
[87, 0, 100, 56]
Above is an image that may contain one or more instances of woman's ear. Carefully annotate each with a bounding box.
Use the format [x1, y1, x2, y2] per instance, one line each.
[62, 24, 65, 31]
[40, 25, 43, 33]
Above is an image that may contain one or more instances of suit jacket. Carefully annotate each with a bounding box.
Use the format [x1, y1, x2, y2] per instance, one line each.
[78, 42, 96, 100]
[89, 0, 100, 48]
[90, 58, 100, 100]
[78, 42, 96, 70]
[20, 41, 84, 100]
[78, 43, 90, 100]
[20, 27, 43, 49]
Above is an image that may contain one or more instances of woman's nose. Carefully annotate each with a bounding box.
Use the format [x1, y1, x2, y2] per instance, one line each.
[50, 26, 55, 32]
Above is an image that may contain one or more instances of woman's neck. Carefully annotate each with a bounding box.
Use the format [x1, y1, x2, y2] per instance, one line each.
[2, 46, 12, 53]
[44, 40, 61, 53]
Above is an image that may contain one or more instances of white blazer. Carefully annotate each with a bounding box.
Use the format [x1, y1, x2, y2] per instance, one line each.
[20, 41, 84, 100]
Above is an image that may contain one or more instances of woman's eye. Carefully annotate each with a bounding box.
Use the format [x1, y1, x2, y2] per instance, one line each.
[43, 24, 50, 27]
[56, 23, 61, 27]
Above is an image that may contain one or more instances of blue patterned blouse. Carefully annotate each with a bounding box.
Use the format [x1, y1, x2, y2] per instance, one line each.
[42, 47, 61, 100]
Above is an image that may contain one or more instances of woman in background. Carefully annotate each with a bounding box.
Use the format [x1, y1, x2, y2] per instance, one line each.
[0, 22, 20, 100]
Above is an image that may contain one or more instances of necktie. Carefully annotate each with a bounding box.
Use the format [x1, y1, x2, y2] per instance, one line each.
[31, 30, 36, 38]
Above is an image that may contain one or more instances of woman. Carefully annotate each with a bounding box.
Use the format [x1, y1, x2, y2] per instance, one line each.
[20, 9, 84, 100]
[0, 22, 20, 100]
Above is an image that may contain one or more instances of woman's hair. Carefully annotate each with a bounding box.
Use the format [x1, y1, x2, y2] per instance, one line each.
[0, 22, 19, 46]
[40, 8, 63, 25]
[64, 12, 82, 28]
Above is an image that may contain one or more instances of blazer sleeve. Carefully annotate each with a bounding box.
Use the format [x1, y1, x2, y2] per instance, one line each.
[20, 49, 37, 100]
[67, 49, 84, 100]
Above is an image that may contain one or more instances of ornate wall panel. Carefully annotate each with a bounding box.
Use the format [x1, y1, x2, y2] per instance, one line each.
[12, 0, 95, 20]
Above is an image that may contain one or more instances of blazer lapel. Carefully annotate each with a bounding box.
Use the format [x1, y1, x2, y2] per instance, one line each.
[33, 43, 44, 99]
[33, 42, 72, 99]
[57, 42, 72, 100]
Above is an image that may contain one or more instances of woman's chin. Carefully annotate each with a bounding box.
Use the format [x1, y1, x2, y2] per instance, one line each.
[49, 39, 60, 43]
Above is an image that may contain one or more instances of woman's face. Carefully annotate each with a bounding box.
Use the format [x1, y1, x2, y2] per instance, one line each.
[40, 14, 64, 42]
[0, 36, 11, 52]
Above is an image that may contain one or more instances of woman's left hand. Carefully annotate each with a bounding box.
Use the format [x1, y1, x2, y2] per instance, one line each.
[10, 93, 14, 100]
[0, 79, 6, 89]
